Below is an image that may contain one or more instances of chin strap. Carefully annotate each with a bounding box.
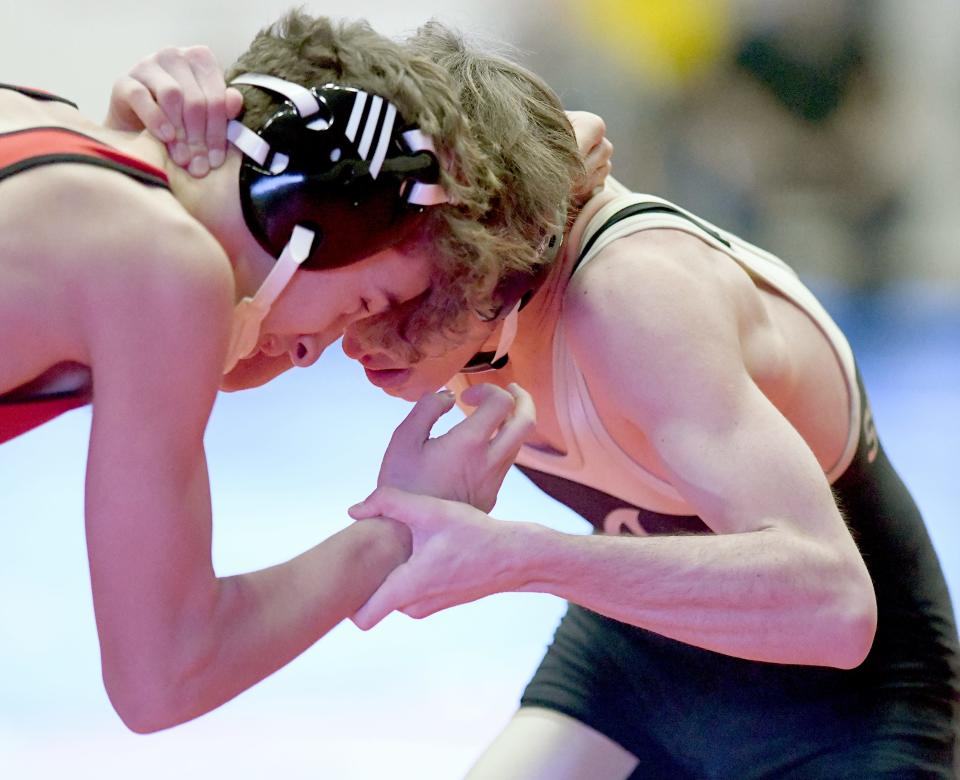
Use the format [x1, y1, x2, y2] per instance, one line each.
[492, 301, 521, 364]
[461, 226, 563, 373]
[459, 297, 523, 374]
[222, 226, 315, 374]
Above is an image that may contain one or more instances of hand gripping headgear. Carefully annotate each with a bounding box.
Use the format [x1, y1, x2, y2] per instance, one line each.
[222, 72, 448, 373]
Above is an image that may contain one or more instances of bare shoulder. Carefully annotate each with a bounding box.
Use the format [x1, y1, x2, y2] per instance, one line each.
[0, 164, 233, 393]
[9, 165, 230, 330]
[77, 177, 234, 376]
[69, 173, 236, 442]
[562, 228, 740, 351]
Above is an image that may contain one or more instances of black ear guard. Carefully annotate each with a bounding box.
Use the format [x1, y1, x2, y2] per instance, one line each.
[228, 73, 448, 270]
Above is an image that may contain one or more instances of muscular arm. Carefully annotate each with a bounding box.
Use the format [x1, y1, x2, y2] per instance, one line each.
[522, 232, 876, 667]
[78, 203, 407, 732]
[352, 231, 875, 669]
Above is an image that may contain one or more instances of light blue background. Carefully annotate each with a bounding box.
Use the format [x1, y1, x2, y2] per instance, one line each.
[0, 289, 956, 778]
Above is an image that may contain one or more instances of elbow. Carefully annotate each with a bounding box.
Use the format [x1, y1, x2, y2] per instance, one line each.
[102, 642, 216, 734]
[831, 588, 877, 670]
[106, 677, 184, 734]
[823, 558, 878, 670]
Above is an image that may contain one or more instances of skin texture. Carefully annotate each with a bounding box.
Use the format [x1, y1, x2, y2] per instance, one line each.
[0, 80, 524, 732]
[0, 39, 608, 733]
[344, 185, 876, 670]
[341, 188, 879, 776]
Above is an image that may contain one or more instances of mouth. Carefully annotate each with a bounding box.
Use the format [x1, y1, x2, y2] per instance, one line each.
[363, 366, 412, 390]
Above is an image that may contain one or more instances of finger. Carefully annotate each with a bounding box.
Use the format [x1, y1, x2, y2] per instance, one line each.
[130, 62, 193, 168]
[566, 110, 606, 158]
[452, 383, 516, 442]
[352, 596, 392, 630]
[402, 594, 466, 619]
[183, 45, 231, 168]
[153, 48, 211, 174]
[487, 383, 537, 464]
[584, 138, 614, 176]
[108, 76, 175, 141]
[348, 487, 443, 527]
[582, 143, 613, 198]
[352, 565, 417, 630]
[225, 87, 244, 119]
[401, 602, 443, 620]
[389, 390, 456, 449]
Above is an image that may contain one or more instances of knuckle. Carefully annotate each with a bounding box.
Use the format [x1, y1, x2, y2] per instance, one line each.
[155, 46, 183, 67]
[156, 84, 184, 112]
[127, 61, 150, 80]
[184, 44, 213, 62]
[117, 79, 147, 104]
[127, 81, 150, 101]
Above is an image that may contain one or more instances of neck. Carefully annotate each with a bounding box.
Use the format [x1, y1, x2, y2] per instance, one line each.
[508, 187, 622, 361]
[118, 131, 273, 302]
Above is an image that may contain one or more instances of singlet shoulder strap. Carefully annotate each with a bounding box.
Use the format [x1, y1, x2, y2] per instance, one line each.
[573, 200, 731, 275]
[0, 83, 79, 109]
[0, 126, 169, 189]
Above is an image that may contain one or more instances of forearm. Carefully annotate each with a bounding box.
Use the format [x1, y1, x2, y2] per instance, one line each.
[110, 519, 409, 732]
[219, 352, 293, 391]
[512, 522, 875, 668]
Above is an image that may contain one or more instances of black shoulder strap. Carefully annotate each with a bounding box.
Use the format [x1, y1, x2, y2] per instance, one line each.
[0, 83, 79, 110]
[574, 201, 731, 274]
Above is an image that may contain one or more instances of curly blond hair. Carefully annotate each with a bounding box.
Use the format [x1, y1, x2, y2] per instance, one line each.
[228, 11, 583, 357]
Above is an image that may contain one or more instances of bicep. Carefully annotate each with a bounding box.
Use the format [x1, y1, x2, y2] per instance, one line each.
[647, 371, 845, 540]
[564, 238, 847, 541]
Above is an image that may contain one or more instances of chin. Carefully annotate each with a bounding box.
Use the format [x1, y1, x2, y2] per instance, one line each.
[382, 378, 444, 403]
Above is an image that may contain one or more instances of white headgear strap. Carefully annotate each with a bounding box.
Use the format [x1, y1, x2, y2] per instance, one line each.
[222, 225, 315, 374]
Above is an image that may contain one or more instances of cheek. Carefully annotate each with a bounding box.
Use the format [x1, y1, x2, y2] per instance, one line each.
[265, 281, 340, 336]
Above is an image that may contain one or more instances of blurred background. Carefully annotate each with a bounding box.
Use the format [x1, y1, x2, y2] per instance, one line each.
[1, 0, 957, 777]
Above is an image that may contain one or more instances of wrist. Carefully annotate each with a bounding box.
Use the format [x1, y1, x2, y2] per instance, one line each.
[499, 520, 562, 593]
[351, 516, 412, 571]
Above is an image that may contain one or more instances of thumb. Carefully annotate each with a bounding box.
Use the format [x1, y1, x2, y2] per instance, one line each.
[347, 486, 441, 526]
[391, 389, 456, 447]
[352, 564, 414, 629]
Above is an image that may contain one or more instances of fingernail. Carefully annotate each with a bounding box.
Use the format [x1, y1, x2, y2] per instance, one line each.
[208, 148, 225, 168]
[188, 155, 210, 177]
[159, 123, 176, 142]
[172, 142, 190, 166]
[436, 389, 455, 401]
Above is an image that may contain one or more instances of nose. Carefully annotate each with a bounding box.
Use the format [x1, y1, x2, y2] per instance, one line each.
[287, 333, 330, 368]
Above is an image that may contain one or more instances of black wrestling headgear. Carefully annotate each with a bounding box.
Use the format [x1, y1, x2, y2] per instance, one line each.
[220, 73, 448, 375]
[227, 72, 448, 270]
